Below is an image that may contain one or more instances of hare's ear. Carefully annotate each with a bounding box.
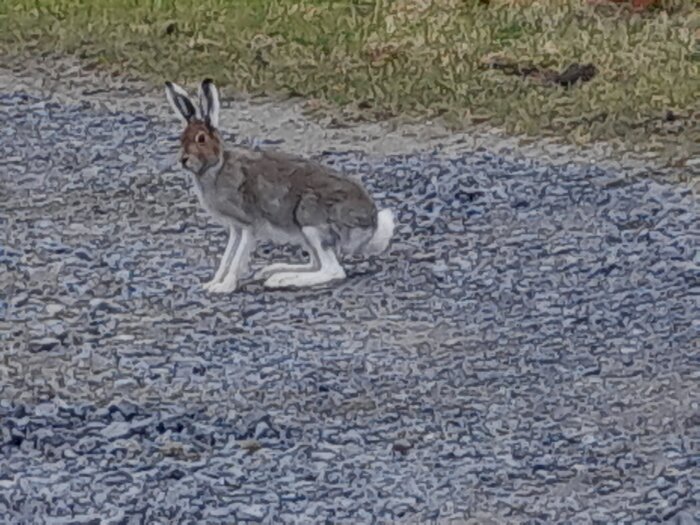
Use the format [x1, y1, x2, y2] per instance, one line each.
[198, 78, 220, 129]
[165, 81, 197, 124]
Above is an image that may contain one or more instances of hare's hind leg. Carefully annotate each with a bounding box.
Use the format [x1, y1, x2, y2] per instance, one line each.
[253, 225, 315, 280]
[263, 227, 345, 289]
[254, 260, 315, 281]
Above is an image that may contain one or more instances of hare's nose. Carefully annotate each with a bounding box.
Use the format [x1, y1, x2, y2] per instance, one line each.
[181, 155, 189, 166]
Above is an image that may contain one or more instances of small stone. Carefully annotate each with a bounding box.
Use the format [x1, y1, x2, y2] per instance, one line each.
[28, 337, 61, 352]
[239, 439, 262, 453]
[582, 434, 597, 445]
[100, 422, 134, 439]
[310, 450, 336, 461]
[10, 292, 28, 307]
[46, 303, 64, 315]
[238, 505, 265, 521]
[392, 440, 412, 455]
[0, 479, 14, 490]
[35, 402, 57, 416]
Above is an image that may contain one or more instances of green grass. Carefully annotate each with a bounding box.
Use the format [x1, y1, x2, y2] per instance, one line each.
[1, 0, 698, 161]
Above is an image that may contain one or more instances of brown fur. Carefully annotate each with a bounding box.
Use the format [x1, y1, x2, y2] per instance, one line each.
[180, 121, 222, 171]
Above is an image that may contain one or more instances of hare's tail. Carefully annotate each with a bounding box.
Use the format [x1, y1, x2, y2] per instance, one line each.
[337, 208, 394, 256]
[363, 208, 394, 255]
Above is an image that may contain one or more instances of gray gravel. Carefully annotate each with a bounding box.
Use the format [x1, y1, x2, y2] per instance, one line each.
[0, 86, 699, 525]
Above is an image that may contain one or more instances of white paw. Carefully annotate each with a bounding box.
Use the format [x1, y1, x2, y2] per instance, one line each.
[253, 268, 272, 281]
[254, 263, 312, 281]
[263, 273, 293, 289]
[264, 269, 345, 289]
[207, 280, 238, 293]
[202, 279, 219, 291]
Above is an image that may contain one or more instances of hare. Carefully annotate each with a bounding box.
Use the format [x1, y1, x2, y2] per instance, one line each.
[164, 79, 394, 292]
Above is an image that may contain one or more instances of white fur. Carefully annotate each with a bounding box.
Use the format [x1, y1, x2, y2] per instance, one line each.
[203, 226, 240, 291]
[209, 228, 254, 293]
[264, 265, 345, 288]
[165, 82, 197, 124]
[263, 226, 345, 288]
[188, 157, 227, 223]
[254, 261, 315, 281]
[365, 209, 395, 255]
[198, 81, 220, 128]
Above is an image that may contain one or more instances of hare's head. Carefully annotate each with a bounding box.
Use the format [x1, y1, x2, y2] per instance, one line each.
[165, 79, 223, 174]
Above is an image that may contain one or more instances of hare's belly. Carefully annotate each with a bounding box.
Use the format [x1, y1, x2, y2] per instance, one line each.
[256, 221, 304, 246]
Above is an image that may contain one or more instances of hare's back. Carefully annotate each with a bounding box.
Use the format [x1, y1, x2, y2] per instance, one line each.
[241, 149, 377, 229]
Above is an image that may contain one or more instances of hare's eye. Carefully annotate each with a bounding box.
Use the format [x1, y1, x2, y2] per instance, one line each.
[196, 132, 206, 144]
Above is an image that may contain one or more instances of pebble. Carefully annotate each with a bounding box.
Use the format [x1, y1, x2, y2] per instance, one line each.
[27, 337, 61, 353]
[45, 303, 65, 315]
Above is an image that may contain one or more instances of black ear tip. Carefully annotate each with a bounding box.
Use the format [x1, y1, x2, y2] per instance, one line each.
[202, 78, 214, 86]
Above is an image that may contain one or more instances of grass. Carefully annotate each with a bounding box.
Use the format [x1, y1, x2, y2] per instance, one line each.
[0, 0, 698, 163]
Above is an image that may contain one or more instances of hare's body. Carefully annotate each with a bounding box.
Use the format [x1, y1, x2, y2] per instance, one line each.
[197, 147, 378, 250]
[165, 79, 394, 292]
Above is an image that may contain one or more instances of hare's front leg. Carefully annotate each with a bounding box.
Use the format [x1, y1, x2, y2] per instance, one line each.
[264, 227, 346, 289]
[203, 226, 240, 291]
[208, 227, 255, 293]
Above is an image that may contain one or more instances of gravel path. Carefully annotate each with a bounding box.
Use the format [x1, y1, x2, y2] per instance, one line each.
[0, 71, 699, 524]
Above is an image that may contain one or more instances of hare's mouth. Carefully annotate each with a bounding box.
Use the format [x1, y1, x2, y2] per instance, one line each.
[180, 155, 204, 173]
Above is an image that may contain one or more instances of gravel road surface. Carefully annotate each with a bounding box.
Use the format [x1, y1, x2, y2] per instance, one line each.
[0, 74, 698, 524]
